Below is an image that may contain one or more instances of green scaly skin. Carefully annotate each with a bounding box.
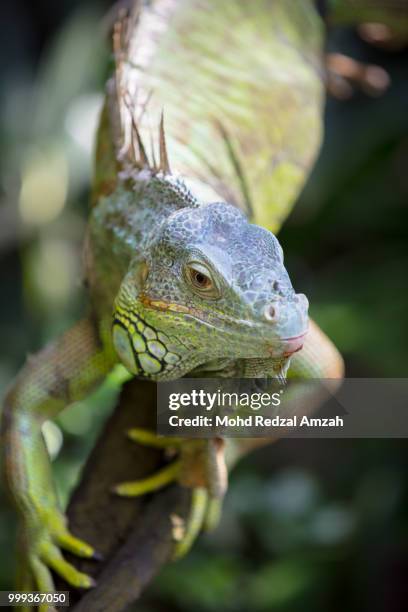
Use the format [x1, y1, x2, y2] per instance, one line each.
[0, 0, 348, 606]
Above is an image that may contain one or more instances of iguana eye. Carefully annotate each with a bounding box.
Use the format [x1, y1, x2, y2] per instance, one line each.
[185, 263, 220, 298]
[191, 269, 211, 289]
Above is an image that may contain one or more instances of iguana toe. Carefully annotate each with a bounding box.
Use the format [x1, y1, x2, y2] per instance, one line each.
[126, 427, 182, 448]
[171, 487, 223, 560]
[112, 459, 181, 496]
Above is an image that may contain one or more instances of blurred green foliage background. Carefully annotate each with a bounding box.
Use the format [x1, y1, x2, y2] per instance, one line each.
[0, 1, 407, 611]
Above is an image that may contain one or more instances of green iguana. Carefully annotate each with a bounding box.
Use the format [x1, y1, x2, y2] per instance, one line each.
[1, 0, 350, 606]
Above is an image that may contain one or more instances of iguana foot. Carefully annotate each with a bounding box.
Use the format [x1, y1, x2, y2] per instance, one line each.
[112, 427, 182, 495]
[18, 510, 98, 610]
[113, 428, 224, 558]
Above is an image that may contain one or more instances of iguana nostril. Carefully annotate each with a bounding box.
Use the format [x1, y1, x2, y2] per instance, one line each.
[295, 293, 309, 310]
[273, 280, 280, 291]
[264, 303, 278, 322]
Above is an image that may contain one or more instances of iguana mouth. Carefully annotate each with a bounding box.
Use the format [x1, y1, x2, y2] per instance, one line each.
[279, 333, 307, 357]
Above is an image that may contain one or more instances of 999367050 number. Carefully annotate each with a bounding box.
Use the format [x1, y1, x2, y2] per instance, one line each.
[0, 592, 69, 607]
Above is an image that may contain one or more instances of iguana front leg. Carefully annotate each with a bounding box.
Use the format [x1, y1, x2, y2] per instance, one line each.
[1, 318, 115, 606]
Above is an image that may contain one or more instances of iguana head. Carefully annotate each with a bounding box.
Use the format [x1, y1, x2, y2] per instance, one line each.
[112, 195, 308, 380]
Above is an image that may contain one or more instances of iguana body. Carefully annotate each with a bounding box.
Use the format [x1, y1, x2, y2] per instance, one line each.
[1, 0, 345, 607]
